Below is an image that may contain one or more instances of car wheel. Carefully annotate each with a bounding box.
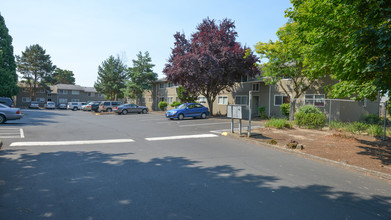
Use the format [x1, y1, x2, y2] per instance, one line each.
[107, 108, 112, 112]
[178, 114, 184, 120]
[0, 115, 6, 124]
[73, 107, 77, 111]
[201, 112, 207, 119]
[122, 109, 128, 115]
[169, 118, 174, 120]
[142, 109, 147, 114]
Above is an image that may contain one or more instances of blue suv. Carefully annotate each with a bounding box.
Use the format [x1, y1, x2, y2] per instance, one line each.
[166, 103, 210, 120]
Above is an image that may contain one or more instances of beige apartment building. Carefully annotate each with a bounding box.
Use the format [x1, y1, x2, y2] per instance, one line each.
[139, 77, 380, 122]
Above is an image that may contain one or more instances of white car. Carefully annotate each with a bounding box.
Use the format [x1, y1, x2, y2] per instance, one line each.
[67, 102, 86, 111]
[44, 101, 56, 109]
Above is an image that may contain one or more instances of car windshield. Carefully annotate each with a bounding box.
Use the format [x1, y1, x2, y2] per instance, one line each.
[87, 102, 94, 105]
[176, 104, 187, 109]
[0, 103, 9, 108]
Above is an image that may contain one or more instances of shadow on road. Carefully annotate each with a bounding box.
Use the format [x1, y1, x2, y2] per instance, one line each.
[0, 149, 390, 219]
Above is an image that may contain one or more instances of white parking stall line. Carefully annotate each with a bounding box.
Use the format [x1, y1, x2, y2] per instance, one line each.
[179, 122, 231, 127]
[0, 128, 24, 138]
[145, 134, 218, 141]
[209, 126, 263, 134]
[10, 139, 135, 147]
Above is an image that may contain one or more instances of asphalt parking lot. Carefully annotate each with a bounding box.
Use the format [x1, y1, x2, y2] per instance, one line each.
[1, 109, 391, 219]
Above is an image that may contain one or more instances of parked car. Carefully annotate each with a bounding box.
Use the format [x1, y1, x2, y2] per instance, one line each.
[0, 103, 23, 124]
[166, 103, 209, 120]
[58, 103, 67, 109]
[98, 101, 121, 112]
[67, 102, 86, 111]
[84, 101, 101, 111]
[44, 101, 56, 109]
[29, 101, 39, 109]
[91, 101, 102, 112]
[0, 97, 14, 107]
[114, 103, 148, 115]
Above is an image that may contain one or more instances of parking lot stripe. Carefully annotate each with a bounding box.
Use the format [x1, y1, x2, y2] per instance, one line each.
[10, 139, 135, 147]
[20, 129, 24, 138]
[145, 134, 218, 141]
[179, 122, 231, 127]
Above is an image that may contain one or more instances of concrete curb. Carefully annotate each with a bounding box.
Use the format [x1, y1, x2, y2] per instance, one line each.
[223, 132, 391, 182]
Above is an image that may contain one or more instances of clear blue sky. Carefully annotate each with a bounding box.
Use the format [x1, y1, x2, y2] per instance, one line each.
[0, 0, 292, 87]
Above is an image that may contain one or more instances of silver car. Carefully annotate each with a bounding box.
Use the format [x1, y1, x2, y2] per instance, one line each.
[0, 103, 23, 124]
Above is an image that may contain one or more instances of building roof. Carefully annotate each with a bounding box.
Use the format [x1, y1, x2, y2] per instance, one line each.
[55, 84, 84, 90]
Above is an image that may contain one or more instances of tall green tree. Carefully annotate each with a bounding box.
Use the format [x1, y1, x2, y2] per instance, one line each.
[16, 44, 56, 101]
[94, 55, 127, 100]
[0, 13, 18, 97]
[122, 51, 157, 104]
[286, 0, 391, 100]
[255, 22, 319, 119]
[51, 68, 76, 85]
[176, 86, 198, 103]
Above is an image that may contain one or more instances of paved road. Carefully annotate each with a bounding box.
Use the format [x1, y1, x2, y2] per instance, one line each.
[0, 109, 390, 219]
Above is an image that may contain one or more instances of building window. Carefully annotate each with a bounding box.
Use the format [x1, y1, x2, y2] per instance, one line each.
[167, 97, 173, 103]
[22, 97, 31, 102]
[252, 83, 259, 92]
[167, 82, 174, 87]
[141, 98, 146, 104]
[71, 99, 80, 102]
[148, 97, 153, 103]
[87, 93, 91, 97]
[37, 88, 45, 93]
[241, 75, 248, 82]
[198, 96, 207, 104]
[218, 96, 228, 105]
[274, 95, 290, 106]
[59, 98, 67, 103]
[305, 94, 325, 107]
[158, 97, 165, 102]
[36, 97, 45, 102]
[58, 89, 68, 94]
[159, 83, 165, 89]
[235, 95, 248, 105]
[72, 90, 80, 95]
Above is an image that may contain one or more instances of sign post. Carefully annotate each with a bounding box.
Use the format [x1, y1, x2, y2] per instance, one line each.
[248, 91, 252, 137]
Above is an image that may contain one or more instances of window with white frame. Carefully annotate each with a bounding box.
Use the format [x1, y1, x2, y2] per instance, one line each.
[305, 94, 325, 107]
[159, 83, 165, 89]
[71, 99, 80, 102]
[167, 97, 173, 103]
[252, 83, 259, 92]
[58, 89, 68, 94]
[235, 95, 248, 105]
[241, 75, 248, 82]
[36, 97, 45, 102]
[167, 82, 174, 87]
[274, 95, 290, 106]
[22, 97, 31, 102]
[148, 97, 153, 103]
[198, 96, 207, 104]
[158, 97, 165, 102]
[59, 98, 67, 103]
[141, 98, 146, 104]
[218, 96, 228, 105]
[72, 90, 80, 95]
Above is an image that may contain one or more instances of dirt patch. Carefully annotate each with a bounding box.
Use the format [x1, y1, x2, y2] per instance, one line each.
[249, 127, 391, 175]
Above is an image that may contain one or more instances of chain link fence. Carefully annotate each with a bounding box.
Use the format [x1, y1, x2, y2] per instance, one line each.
[290, 98, 390, 140]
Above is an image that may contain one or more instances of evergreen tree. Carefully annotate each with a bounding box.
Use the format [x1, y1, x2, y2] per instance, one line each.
[51, 68, 76, 85]
[123, 51, 157, 104]
[0, 13, 18, 97]
[16, 44, 56, 101]
[94, 55, 127, 100]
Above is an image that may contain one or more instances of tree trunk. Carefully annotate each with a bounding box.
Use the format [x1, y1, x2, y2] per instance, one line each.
[206, 97, 214, 116]
[289, 98, 296, 121]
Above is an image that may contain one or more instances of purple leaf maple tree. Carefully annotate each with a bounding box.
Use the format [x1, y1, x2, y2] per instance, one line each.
[163, 18, 259, 115]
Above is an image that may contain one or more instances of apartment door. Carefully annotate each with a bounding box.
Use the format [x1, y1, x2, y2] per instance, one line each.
[252, 96, 259, 116]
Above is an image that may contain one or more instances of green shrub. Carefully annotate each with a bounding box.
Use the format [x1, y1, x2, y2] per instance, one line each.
[170, 101, 181, 108]
[280, 103, 290, 118]
[158, 101, 167, 111]
[297, 105, 322, 114]
[265, 118, 292, 129]
[295, 105, 326, 129]
[258, 106, 267, 119]
[352, 122, 369, 134]
[367, 124, 383, 136]
[360, 114, 381, 125]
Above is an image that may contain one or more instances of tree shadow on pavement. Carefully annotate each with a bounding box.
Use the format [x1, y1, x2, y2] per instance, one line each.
[357, 138, 391, 166]
[0, 149, 390, 219]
